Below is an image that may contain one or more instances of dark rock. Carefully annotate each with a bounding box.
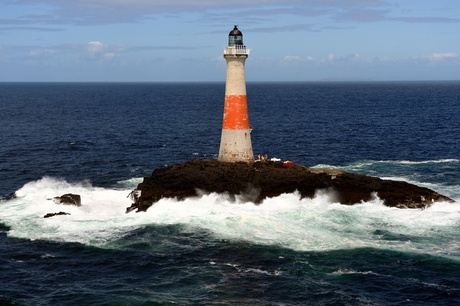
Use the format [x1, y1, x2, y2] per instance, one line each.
[53, 193, 81, 206]
[127, 159, 454, 213]
[44, 211, 71, 218]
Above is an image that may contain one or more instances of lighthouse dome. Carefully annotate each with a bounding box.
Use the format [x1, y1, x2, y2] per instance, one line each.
[228, 25, 244, 46]
[229, 25, 242, 36]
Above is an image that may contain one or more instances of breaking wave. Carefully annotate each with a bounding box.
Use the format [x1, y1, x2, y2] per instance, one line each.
[312, 158, 459, 172]
[0, 176, 459, 260]
[312, 159, 460, 200]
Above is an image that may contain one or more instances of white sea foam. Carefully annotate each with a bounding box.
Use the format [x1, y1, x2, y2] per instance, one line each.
[312, 159, 460, 201]
[330, 269, 380, 276]
[397, 159, 459, 165]
[313, 159, 459, 171]
[1, 176, 459, 260]
[380, 177, 460, 202]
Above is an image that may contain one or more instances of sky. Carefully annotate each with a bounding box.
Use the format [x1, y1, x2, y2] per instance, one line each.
[1, 0, 459, 82]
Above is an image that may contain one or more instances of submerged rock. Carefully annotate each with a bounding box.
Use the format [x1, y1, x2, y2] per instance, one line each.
[44, 211, 71, 218]
[127, 159, 453, 213]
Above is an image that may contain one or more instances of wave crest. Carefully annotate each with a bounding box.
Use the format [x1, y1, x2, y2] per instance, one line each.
[0, 176, 459, 260]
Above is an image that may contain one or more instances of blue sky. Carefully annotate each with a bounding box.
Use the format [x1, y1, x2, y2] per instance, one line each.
[1, 0, 459, 82]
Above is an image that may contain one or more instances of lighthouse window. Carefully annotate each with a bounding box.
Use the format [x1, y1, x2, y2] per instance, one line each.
[229, 35, 243, 46]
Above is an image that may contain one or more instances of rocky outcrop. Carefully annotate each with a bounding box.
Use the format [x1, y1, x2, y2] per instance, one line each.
[44, 212, 71, 218]
[127, 159, 453, 213]
[53, 193, 81, 206]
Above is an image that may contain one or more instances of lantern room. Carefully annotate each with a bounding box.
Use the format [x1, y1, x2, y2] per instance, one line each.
[228, 25, 244, 46]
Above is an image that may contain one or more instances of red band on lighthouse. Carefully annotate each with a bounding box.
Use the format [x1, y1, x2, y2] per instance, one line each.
[222, 95, 250, 130]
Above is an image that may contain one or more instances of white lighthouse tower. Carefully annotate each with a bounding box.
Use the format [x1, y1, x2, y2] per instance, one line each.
[218, 25, 254, 163]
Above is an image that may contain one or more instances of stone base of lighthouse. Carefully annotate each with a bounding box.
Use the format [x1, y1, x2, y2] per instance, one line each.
[218, 129, 254, 163]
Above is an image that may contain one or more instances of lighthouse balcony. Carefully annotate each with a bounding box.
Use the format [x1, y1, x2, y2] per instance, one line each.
[224, 46, 250, 55]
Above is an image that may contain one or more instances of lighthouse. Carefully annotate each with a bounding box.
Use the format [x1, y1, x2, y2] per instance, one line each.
[218, 25, 254, 163]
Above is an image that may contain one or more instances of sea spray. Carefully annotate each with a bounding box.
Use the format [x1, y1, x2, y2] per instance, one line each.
[313, 159, 460, 200]
[1, 176, 459, 260]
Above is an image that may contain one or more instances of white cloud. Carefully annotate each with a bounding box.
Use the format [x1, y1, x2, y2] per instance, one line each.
[29, 48, 57, 57]
[283, 53, 365, 64]
[86, 41, 116, 60]
[428, 52, 458, 60]
[87, 41, 106, 54]
[104, 52, 115, 60]
[283, 55, 302, 61]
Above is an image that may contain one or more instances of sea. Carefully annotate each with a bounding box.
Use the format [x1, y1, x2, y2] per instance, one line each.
[0, 82, 459, 305]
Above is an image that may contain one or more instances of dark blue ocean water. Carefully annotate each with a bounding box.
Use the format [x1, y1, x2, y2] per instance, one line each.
[0, 82, 459, 305]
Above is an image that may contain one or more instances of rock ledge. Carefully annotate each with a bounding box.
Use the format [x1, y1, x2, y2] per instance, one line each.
[127, 159, 453, 212]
